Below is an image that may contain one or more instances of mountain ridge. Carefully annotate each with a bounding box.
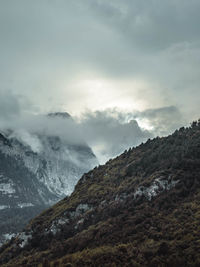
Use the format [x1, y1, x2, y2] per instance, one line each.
[0, 113, 98, 246]
[0, 120, 200, 266]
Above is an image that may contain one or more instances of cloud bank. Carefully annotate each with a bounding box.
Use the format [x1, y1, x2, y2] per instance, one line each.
[0, 0, 199, 121]
[0, 91, 186, 163]
[0, 1, 198, 162]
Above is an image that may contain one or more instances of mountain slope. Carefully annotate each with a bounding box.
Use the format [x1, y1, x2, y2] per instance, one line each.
[0, 113, 98, 245]
[0, 121, 200, 266]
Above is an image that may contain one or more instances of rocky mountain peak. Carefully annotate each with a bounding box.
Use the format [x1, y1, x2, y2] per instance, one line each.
[0, 114, 98, 246]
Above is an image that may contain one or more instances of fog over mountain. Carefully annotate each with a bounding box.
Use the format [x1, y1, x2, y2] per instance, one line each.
[0, 106, 98, 246]
[0, 90, 186, 163]
[0, 1, 200, 264]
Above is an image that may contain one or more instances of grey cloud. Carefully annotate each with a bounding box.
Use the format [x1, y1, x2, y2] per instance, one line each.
[9, 130, 43, 153]
[135, 106, 186, 136]
[83, 0, 200, 118]
[0, 0, 199, 135]
[0, 90, 20, 119]
[0, 90, 85, 149]
[77, 106, 186, 163]
[87, 0, 200, 51]
[0, 96, 152, 162]
[3, 114, 85, 147]
[78, 109, 152, 163]
[0, 88, 187, 163]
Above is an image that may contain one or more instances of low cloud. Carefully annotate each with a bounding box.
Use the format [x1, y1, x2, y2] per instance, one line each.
[135, 106, 186, 136]
[78, 110, 151, 163]
[9, 130, 43, 153]
[0, 90, 188, 163]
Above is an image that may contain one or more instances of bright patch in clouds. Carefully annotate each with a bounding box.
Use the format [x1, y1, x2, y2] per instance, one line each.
[64, 76, 158, 115]
[136, 118, 154, 131]
[0, 0, 199, 151]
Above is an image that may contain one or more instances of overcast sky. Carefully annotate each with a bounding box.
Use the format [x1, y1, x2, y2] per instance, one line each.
[0, 0, 199, 162]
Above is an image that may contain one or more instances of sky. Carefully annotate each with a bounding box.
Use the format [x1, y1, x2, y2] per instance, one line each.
[0, 0, 200, 162]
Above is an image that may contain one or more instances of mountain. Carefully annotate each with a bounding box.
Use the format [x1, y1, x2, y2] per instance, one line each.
[0, 113, 98, 246]
[0, 120, 200, 266]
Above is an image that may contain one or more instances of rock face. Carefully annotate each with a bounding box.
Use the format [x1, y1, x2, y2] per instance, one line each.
[0, 121, 200, 266]
[0, 114, 98, 246]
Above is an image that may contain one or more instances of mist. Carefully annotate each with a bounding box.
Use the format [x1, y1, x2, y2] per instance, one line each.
[0, 90, 187, 163]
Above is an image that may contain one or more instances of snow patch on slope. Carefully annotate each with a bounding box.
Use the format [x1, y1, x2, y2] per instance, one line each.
[114, 176, 179, 203]
[49, 218, 70, 235]
[17, 203, 34, 208]
[0, 180, 15, 195]
[47, 203, 93, 235]
[18, 232, 32, 248]
[0, 233, 16, 247]
[0, 205, 10, 210]
[70, 203, 92, 218]
[134, 177, 179, 200]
